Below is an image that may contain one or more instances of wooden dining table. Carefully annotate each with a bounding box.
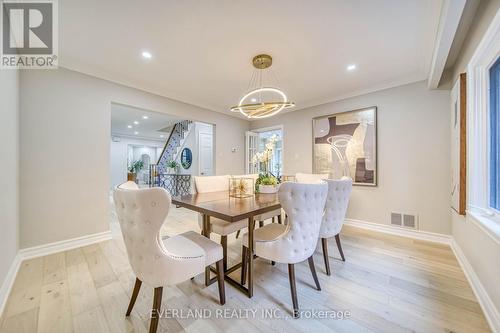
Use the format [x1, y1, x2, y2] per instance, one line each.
[171, 191, 281, 298]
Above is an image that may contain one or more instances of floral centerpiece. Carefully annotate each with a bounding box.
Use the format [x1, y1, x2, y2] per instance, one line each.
[253, 134, 280, 193]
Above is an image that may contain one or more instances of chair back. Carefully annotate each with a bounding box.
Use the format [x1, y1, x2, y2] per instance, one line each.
[274, 182, 328, 263]
[295, 173, 329, 183]
[113, 182, 175, 286]
[194, 175, 230, 193]
[320, 178, 352, 238]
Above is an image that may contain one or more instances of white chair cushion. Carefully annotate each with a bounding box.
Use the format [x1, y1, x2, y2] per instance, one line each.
[197, 214, 248, 236]
[242, 223, 288, 246]
[168, 231, 223, 266]
[295, 173, 329, 184]
[194, 175, 230, 193]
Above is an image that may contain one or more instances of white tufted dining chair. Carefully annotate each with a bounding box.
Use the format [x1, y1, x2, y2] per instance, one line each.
[241, 182, 328, 317]
[295, 172, 329, 183]
[113, 181, 225, 333]
[194, 175, 248, 270]
[320, 178, 352, 275]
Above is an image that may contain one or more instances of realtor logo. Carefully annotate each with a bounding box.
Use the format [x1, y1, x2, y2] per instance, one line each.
[1, 0, 58, 69]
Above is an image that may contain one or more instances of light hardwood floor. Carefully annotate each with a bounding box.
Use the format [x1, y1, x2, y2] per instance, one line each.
[0, 205, 491, 333]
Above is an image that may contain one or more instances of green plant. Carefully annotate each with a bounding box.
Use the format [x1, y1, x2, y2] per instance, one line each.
[128, 160, 144, 173]
[255, 173, 278, 192]
[166, 160, 179, 169]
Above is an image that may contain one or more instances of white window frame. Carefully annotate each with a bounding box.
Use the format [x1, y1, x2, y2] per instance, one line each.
[249, 125, 285, 175]
[467, 10, 500, 241]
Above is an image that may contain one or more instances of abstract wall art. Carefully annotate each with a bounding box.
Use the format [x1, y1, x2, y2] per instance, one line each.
[312, 106, 377, 186]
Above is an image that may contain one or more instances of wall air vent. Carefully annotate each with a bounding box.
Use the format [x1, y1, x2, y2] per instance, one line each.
[391, 212, 418, 229]
[403, 214, 417, 228]
[391, 213, 402, 226]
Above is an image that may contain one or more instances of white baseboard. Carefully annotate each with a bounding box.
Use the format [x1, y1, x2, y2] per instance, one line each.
[0, 254, 22, 318]
[18, 230, 112, 260]
[345, 218, 452, 245]
[0, 230, 112, 318]
[451, 240, 500, 333]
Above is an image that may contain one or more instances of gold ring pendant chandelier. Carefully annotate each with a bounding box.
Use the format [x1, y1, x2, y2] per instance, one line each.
[230, 54, 294, 118]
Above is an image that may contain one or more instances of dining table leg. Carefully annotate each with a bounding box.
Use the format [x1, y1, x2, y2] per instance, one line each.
[202, 214, 212, 286]
[247, 216, 254, 298]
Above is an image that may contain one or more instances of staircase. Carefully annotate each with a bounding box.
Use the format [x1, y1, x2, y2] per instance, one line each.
[156, 120, 193, 173]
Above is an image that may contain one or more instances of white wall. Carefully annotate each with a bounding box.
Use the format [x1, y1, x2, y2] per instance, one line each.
[251, 81, 451, 234]
[20, 68, 248, 248]
[0, 70, 19, 287]
[110, 136, 164, 189]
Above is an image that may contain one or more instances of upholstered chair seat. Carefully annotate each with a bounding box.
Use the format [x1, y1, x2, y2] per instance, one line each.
[241, 182, 328, 317]
[162, 231, 223, 267]
[319, 178, 352, 275]
[295, 172, 329, 183]
[113, 181, 226, 333]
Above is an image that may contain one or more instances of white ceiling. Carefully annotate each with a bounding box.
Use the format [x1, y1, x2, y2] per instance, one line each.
[60, 0, 444, 118]
[111, 104, 182, 141]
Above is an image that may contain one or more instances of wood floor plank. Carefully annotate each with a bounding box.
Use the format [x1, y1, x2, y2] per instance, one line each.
[4, 258, 43, 318]
[0, 308, 38, 333]
[73, 306, 110, 333]
[66, 261, 100, 315]
[42, 253, 66, 285]
[83, 245, 117, 289]
[37, 280, 73, 333]
[96, 281, 147, 333]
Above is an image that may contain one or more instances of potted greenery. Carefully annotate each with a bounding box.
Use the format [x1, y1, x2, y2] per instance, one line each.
[255, 174, 280, 193]
[253, 134, 280, 193]
[166, 160, 180, 174]
[127, 160, 144, 182]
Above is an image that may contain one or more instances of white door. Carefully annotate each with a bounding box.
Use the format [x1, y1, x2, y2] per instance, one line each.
[198, 132, 214, 176]
[245, 131, 259, 174]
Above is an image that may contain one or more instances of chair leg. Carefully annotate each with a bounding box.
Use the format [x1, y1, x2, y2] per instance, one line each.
[308, 256, 321, 291]
[259, 220, 264, 228]
[235, 230, 240, 239]
[272, 217, 275, 223]
[216, 259, 226, 305]
[221, 235, 227, 271]
[126, 278, 142, 316]
[241, 246, 248, 284]
[271, 260, 275, 266]
[335, 234, 346, 261]
[149, 287, 163, 333]
[321, 238, 331, 276]
[288, 264, 299, 318]
[277, 214, 282, 224]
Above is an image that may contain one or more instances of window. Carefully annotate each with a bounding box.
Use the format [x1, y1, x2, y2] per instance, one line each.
[246, 126, 283, 176]
[490, 57, 500, 211]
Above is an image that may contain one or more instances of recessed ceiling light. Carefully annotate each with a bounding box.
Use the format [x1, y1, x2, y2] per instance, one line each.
[347, 64, 356, 71]
[133, 121, 139, 125]
[160, 135, 165, 138]
[134, 131, 139, 135]
[142, 115, 149, 119]
[250, 98, 257, 103]
[127, 125, 132, 128]
[142, 51, 152, 59]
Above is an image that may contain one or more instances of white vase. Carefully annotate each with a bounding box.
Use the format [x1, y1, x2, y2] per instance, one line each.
[259, 184, 279, 194]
